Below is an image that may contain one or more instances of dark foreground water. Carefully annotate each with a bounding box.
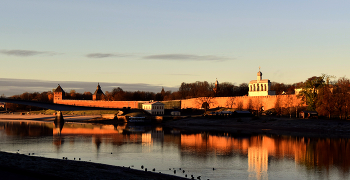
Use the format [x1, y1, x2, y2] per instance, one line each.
[0, 120, 350, 180]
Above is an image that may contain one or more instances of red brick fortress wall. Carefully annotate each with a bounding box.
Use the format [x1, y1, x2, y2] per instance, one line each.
[54, 100, 142, 109]
[181, 95, 303, 110]
[53, 95, 303, 111]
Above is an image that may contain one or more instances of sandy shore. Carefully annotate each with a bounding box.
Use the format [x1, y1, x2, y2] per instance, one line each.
[0, 151, 187, 180]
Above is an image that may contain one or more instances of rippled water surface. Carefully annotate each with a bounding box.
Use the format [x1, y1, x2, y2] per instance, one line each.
[0, 120, 350, 180]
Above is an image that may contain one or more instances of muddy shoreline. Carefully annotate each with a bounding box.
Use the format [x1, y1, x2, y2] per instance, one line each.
[0, 151, 187, 180]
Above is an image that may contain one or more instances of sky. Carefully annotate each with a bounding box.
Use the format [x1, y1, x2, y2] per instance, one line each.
[1, 0, 350, 96]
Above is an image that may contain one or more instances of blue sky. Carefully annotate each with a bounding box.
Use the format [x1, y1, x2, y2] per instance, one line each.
[1, 0, 349, 96]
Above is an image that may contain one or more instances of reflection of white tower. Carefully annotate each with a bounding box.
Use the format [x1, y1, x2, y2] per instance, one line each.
[248, 147, 268, 180]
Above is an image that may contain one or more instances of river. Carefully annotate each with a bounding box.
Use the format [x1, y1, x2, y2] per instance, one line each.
[0, 120, 349, 180]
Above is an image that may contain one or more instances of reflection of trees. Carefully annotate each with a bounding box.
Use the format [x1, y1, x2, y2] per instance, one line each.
[1, 121, 52, 136]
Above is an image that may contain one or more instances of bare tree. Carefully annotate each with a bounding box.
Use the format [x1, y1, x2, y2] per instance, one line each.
[316, 83, 334, 118]
[237, 101, 244, 111]
[225, 97, 235, 108]
[253, 97, 263, 116]
[197, 97, 216, 113]
[275, 96, 281, 116]
[247, 99, 253, 111]
[334, 77, 350, 119]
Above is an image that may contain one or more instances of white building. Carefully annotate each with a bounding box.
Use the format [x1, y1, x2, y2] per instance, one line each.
[142, 101, 165, 115]
[248, 68, 276, 96]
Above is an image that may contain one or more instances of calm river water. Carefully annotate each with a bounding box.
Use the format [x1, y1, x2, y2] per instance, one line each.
[0, 120, 350, 180]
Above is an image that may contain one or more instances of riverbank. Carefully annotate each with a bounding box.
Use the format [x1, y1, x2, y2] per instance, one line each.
[2, 114, 350, 138]
[0, 151, 187, 180]
[0, 114, 101, 121]
[162, 116, 350, 138]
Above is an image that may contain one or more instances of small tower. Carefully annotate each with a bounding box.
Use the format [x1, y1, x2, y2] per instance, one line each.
[213, 78, 219, 95]
[257, 66, 262, 82]
[54, 84, 65, 103]
[93, 83, 105, 100]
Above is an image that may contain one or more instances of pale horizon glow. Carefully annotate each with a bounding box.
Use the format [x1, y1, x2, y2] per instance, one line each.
[1, 0, 349, 96]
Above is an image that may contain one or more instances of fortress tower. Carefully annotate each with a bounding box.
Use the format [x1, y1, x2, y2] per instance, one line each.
[213, 78, 219, 95]
[248, 68, 275, 96]
[93, 83, 105, 100]
[53, 84, 65, 103]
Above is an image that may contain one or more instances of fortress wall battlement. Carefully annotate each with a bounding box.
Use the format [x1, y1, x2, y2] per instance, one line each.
[53, 94, 303, 111]
[55, 99, 141, 109]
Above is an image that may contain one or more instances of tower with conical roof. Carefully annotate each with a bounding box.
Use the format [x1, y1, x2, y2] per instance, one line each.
[213, 78, 219, 95]
[93, 83, 105, 100]
[53, 84, 65, 103]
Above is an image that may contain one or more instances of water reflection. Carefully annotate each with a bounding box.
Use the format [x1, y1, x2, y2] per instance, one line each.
[0, 120, 350, 179]
[180, 134, 350, 179]
[0, 121, 53, 136]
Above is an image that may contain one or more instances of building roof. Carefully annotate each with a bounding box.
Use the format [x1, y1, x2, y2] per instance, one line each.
[142, 102, 164, 105]
[257, 71, 262, 76]
[54, 84, 65, 93]
[249, 79, 270, 84]
[93, 83, 104, 95]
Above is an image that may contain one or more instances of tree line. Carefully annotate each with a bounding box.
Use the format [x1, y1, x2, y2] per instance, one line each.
[2, 79, 314, 112]
[298, 75, 350, 119]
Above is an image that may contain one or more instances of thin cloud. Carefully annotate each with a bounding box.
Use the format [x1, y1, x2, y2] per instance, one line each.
[0, 78, 179, 97]
[143, 54, 230, 61]
[170, 73, 199, 76]
[86, 53, 129, 58]
[0, 49, 55, 57]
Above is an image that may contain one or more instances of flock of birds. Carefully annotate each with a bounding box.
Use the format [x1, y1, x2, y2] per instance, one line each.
[23, 150, 215, 180]
[138, 164, 215, 180]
